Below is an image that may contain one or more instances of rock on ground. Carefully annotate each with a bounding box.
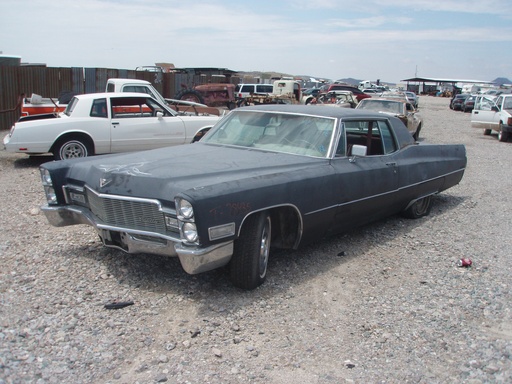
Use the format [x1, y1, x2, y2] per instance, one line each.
[0, 96, 511, 383]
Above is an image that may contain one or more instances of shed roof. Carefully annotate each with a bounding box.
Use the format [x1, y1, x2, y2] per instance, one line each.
[401, 77, 495, 84]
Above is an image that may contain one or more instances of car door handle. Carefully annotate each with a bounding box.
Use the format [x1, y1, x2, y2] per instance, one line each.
[385, 162, 397, 166]
[112, 122, 119, 125]
[474, 111, 479, 114]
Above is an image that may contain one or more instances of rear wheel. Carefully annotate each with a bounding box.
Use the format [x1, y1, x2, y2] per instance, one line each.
[229, 211, 271, 290]
[53, 137, 93, 160]
[498, 122, 509, 142]
[402, 195, 433, 219]
[175, 89, 204, 104]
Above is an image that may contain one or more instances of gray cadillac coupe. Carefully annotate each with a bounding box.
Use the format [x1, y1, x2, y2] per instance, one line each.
[40, 105, 466, 289]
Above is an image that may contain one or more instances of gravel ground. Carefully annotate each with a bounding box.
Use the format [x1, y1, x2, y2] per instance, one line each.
[1, 96, 511, 384]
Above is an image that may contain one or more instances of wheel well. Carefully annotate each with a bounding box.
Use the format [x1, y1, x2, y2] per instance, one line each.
[51, 133, 95, 154]
[270, 206, 301, 249]
[191, 127, 212, 143]
[246, 206, 300, 249]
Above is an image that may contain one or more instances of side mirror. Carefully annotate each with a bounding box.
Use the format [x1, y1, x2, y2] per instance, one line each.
[156, 111, 164, 118]
[491, 106, 499, 112]
[349, 144, 367, 161]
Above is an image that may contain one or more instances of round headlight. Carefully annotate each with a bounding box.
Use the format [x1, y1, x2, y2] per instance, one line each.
[44, 186, 57, 204]
[178, 199, 194, 219]
[182, 222, 198, 242]
[41, 168, 52, 185]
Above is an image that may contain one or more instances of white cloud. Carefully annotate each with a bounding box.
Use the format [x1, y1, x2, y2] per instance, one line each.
[0, 0, 510, 82]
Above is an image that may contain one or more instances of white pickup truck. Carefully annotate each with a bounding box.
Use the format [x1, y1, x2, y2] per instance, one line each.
[471, 94, 512, 142]
[105, 78, 223, 116]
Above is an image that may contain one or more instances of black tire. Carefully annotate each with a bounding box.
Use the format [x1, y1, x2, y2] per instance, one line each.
[498, 123, 509, 142]
[402, 195, 433, 219]
[237, 99, 248, 107]
[175, 89, 205, 105]
[229, 211, 271, 290]
[413, 124, 421, 141]
[53, 136, 93, 160]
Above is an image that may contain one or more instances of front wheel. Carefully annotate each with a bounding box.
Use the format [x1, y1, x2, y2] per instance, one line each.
[53, 137, 93, 160]
[229, 211, 271, 290]
[402, 195, 433, 219]
[412, 125, 421, 141]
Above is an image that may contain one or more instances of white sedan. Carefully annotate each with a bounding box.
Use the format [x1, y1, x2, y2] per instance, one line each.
[3, 92, 220, 160]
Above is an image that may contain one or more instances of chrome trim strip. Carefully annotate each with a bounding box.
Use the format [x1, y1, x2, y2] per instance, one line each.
[305, 167, 465, 216]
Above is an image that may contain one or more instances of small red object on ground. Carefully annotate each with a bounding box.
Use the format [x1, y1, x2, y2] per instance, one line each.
[457, 258, 472, 267]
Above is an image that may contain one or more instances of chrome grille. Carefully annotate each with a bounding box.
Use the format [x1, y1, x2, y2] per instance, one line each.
[86, 187, 167, 234]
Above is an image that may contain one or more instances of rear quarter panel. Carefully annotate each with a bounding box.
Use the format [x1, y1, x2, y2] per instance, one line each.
[10, 117, 109, 154]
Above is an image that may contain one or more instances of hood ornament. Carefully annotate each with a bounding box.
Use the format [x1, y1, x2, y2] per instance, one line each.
[99, 178, 112, 188]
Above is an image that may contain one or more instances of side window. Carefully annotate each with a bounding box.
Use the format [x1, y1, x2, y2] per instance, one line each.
[495, 96, 503, 109]
[111, 97, 163, 118]
[340, 120, 396, 157]
[503, 97, 512, 110]
[241, 85, 252, 93]
[256, 85, 273, 93]
[90, 98, 107, 118]
[476, 97, 496, 111]
[377, 121, 397, 154]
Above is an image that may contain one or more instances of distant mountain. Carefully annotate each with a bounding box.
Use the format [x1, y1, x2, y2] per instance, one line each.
[492, 77, 511, 86]
[334, 78, 360, 86]
[236, 71, 398, 86]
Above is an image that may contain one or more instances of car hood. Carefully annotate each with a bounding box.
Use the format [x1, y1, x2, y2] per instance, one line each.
[44, 143, 327, 204]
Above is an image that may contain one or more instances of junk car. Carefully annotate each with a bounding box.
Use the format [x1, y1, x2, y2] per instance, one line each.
[39, 105, 466, 289]
[355, 97, 423, 140]
[3, 93, 219, 160]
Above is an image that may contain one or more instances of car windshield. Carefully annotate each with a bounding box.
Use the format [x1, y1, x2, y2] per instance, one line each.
[202, 111, 336, 158]
[358, 100, 404, 114]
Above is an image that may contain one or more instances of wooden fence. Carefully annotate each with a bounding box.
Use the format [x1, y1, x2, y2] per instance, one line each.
[0, 66, 247, 131]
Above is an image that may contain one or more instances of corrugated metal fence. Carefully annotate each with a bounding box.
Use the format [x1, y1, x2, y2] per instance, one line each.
[0, 66, 246, 131]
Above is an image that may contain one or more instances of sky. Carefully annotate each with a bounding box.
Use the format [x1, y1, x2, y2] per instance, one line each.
[1, 0, 511, 84]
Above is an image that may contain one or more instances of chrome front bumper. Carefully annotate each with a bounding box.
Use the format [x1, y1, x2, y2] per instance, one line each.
[41, 204, 233, 274]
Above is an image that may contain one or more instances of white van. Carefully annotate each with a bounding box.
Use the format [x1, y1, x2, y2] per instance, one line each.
[235, 84, 274, 99]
